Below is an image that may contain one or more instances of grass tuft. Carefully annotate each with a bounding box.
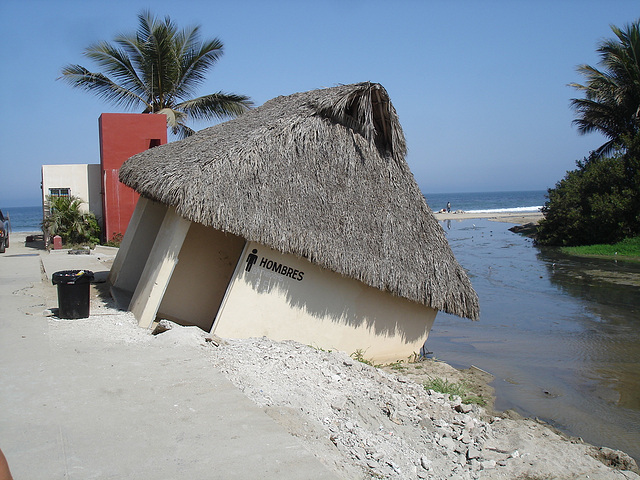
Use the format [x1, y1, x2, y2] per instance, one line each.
[350, 349, 382, 368]
[560, 236, 640, 262]
[424, 377, 487, 406]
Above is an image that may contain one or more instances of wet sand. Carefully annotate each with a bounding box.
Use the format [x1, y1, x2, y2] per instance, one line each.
[434, 211, 543, 225]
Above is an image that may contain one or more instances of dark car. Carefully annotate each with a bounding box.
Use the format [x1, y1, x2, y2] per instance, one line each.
[0, 210, 9, 253]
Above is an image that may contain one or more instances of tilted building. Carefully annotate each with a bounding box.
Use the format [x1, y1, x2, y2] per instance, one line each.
[109, 82, 478, 362]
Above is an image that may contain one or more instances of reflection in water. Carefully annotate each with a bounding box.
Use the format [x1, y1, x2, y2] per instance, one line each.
[538, 248, 640, 319]
[427, 219, 640, 461]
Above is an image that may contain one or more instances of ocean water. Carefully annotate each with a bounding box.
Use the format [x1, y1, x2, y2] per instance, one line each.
[1, 206, 42, 232]
[5, 191, 547, 233]
[428, 218, 640, 461]
[424, 190, 546, 214]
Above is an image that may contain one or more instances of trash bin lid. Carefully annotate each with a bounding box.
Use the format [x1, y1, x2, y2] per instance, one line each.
[52, 270, 95, 285]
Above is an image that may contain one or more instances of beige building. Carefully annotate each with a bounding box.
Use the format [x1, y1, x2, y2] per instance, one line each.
[41, 164, 102, 220]
[108, 82, 478, 362]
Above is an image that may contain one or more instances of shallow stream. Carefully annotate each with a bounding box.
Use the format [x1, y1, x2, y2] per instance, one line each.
[428, 218, 640, 461]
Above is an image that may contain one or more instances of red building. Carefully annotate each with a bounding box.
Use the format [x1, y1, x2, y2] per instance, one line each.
[99, 113, 166, 241]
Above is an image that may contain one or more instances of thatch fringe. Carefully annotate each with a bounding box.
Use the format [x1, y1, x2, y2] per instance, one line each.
[120, 82, 479, 320]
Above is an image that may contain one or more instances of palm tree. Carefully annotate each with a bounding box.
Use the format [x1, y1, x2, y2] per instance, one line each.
[60, 10, 252, 138]
[43, 196, 101, 246]
[570, 20, 640, 157]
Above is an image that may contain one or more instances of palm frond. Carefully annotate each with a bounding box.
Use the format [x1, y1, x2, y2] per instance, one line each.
[84, 41, 147, 98]
[176, 92, 253, 121]
[60, 65, 148, 110]
[570, 19, 640, 156]
[175, 38, 224, 100]
[171, 122, 196, 139]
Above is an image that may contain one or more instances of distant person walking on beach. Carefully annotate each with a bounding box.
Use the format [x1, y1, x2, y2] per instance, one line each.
[447, 202, 451, 213]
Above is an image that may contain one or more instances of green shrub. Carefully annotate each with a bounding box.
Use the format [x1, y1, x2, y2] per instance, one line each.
[537, 148, 640, 246]
[43, 195, 101, 246]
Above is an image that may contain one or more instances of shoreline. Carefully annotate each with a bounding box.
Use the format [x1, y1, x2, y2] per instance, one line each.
[434, 211, 543, 225]
[11, 211, 544, 237]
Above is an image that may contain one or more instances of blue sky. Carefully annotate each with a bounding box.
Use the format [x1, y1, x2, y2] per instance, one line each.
[0, 0, 637, 207]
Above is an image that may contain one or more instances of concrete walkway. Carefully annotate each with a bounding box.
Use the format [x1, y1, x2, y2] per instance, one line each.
[0, 234, 339, 479]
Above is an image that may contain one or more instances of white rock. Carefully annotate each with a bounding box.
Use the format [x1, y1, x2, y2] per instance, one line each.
[330, 396, 347, 411]
[481, 459, 497, 470]
[438, 436, 456, 451]
[467, 446, 482, 460]
[455, 403, 473, 414]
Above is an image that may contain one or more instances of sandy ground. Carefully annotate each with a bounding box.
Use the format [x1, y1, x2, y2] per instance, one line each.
[2, 233, 340, 480]
[433, 211, 544, 225]
[6, 231, 639, 479]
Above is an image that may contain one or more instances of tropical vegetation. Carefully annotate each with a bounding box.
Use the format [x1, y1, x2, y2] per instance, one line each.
[43, 196, 101, 247]
[537, 141, 640, 246]
[537, 20, 640, 246]
[569, 21, 640, 157]
[60, 10, 252, 138]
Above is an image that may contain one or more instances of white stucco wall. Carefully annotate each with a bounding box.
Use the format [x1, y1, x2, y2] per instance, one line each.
[129, 207, 191, 329]
[157, 222, 245, 332]
[41, 164, 102, 219]
[109, 198, 168, 301]
[213, 242, 436, 363]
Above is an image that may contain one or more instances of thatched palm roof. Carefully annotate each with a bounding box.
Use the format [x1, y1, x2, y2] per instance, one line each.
[120, 82, 479, 319]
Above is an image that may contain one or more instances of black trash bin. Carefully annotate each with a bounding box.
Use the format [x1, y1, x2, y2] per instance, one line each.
[52, 270, 95, 319]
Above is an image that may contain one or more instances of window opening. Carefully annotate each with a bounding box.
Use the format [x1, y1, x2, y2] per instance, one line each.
[49, 188, 70, 198]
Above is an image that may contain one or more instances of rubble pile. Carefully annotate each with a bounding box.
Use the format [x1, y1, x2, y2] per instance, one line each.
[208, 336, 639, 480]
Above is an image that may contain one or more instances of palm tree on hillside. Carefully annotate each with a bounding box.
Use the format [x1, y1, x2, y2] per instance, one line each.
[570, 19, 640, 157]
[60, 10, 252, 138]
